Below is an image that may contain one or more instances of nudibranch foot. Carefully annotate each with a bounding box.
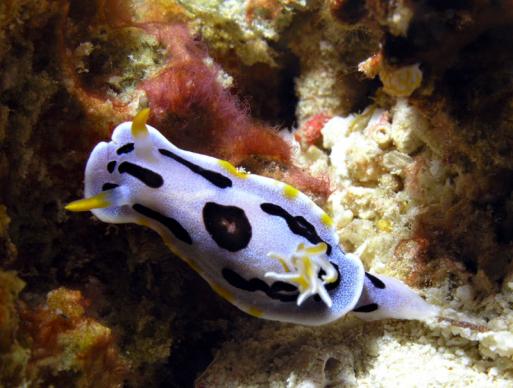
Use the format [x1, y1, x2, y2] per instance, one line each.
[266, 242, 337, 308]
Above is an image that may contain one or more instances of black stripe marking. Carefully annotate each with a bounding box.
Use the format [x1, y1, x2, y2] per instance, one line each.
[313, 263, 341, 302]
[260, 203, 332, 255]
[222, 268, 298, 302]
[353, 303, 379, 313]
[159, 148, 232, 189]
[203, 202, 252, 252]
[365, 272, 386, 289]
[117, 143, 134, 155]
[133, 203, 192, 244]
[223, 263, 340, 303]
[102, 183, 119, 191]
[118, 162, 163, 188]
[107, 161, 117, 173]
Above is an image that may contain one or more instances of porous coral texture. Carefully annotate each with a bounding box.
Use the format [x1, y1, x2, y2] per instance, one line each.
[201, 97, 513, 386]
[0, 276, 127, 387]
[198, 1, 513, 386]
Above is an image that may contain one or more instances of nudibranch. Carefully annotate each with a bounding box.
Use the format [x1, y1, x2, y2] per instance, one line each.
[66, 109, 438, 325]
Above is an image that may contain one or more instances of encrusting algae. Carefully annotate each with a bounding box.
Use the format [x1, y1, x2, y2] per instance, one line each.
[0, 274, 126, 387]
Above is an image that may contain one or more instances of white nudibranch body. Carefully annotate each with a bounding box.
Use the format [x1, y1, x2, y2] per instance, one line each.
[66, 110, 438, 326]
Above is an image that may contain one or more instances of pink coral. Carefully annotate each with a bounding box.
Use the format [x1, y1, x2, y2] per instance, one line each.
[294, 113, 332, 146]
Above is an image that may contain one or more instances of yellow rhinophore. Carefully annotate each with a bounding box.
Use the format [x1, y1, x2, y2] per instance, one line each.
[131, 108, 151, 138]
[131, 108, 156, 162]
[65, 191, 111, 212]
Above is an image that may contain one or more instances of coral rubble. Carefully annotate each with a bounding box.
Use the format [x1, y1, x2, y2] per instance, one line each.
[0, 274, 126, 387]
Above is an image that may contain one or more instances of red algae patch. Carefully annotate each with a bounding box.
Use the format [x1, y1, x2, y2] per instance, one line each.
[138, 23, 291, 165]
[295, 113, 332, 147]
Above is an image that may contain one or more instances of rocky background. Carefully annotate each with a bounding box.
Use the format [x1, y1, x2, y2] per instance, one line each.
[1, 0, 513, 386]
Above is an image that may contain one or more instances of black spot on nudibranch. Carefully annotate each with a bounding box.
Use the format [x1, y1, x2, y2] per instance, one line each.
[102, 183, 119, 191]
[118, 161, 164, 188]
[133, 203, 192, 244]
[260, 203, 332, 255]
[353, 303, 379, 313]
[365, 272, 386, 289]
[222, 268, 299, 302]
[107, 161, 117, 173]
[116, 143, 135, 155]
[202, 202, 252, 252]
[159, 149, 232, 189]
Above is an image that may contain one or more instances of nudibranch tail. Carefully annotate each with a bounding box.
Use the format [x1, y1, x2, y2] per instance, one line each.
[131, 108, 154, 162]
[65, 186, 130, 212]
[353, 272, 439, 321]
[265, 242, 337, 308]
